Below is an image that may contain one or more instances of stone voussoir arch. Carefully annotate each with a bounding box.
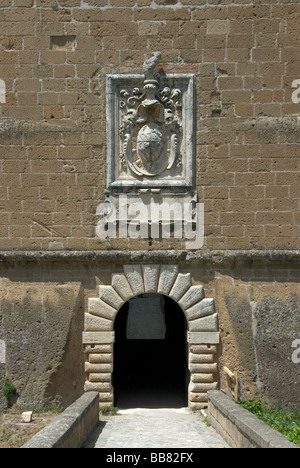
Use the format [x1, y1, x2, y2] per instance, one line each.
[83, 264, 220, 409]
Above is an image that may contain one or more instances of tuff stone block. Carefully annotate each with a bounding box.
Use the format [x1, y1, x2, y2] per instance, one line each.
[88, 298, 117, 320]
[111, 274, 134, 302]
[124, 265, 145, 296]
[179, 285, 204, 311]
[99, 286, 124, 311]
[169, 273, 192, 302]
[84, 313, 113, 331]
[142, 264, 160, 293]
[157, 265, 178, 296]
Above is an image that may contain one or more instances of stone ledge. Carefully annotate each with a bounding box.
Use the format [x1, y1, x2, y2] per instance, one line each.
[0, 249, 299, 267]
[21, 392, 99, 449]
[207, 391, 299, 449]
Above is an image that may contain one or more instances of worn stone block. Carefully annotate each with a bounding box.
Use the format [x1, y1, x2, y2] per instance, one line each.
[82, 332, 115, 345]
[89, 373, 111, 383]
[84, 313, 113, 331]
[188, 313, 219, 332]
[185, 298, 215, 321]
[191, 373, 215, 383]
[190, 345, 218, 355]
[85, 362, 113, 373]
[189, 363, 218, 374]
[22, 411, 33, 423]
[178, 285, 204, 311]
[88, 298, 117, 321]
[124, 264, 145, 296]
[88, 354, 112, 364]
[99, 286, 124, 311]
[169, 273, 192, 302]
[188, 332, 220, 345]
[189, 392, 208, 403]
[86, 382, 112, 392]
[157, 265, 178, 296]
[189, 353, 214, 364]
[111, 273, 133, 301]
[142, 264, 160, 293]
[189, 401, 208, 410]
[84, 344, 113, 354]
[98, 392, 114, 403]
[189, 382, 218, 393]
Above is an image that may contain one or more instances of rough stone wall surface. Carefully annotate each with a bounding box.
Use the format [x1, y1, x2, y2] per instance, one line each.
[0, 0, 299, 250]
[0, 277, 86, 408]
[0, 255, 299, 409]
[216, 263, 300, 407]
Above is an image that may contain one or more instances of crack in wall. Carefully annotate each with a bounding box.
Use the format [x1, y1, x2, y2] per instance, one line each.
[250, 301, 263, 394]
[32, 219, 61, 237]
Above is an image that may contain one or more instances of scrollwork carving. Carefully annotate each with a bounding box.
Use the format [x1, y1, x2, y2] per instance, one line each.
[119, 52, 183, 178]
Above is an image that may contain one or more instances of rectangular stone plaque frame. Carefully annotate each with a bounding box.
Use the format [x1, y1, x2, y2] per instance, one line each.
[106, 73, 196, 191]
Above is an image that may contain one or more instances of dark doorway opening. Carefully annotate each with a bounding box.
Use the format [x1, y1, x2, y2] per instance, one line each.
[114, 294, 188, 409]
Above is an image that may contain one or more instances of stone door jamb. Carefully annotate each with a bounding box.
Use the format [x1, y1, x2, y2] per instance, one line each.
[83, 264, 219, 409]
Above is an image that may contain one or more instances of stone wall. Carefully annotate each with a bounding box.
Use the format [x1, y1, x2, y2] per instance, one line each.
[22, 391, 100, 448]
[0, 274, 86, 409]
[1, 251, 299, 410]
[0, 1, 299, 250]
[83, 263, 219, 409]
[207, 391, 298, 448]
[0, 1, 299, 410]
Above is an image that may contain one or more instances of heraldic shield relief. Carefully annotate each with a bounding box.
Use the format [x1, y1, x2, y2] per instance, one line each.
[119, 53, 183, 178]
[106, 52, 196, 190]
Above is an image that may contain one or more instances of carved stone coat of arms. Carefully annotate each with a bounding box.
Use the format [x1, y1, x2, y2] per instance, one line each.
[106, 53, 196, 192]
[119, 60, 183, 178]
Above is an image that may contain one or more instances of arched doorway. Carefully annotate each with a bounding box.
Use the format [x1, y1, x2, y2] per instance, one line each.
[113, 294, 188, 408]
[83, 264, 220, 410]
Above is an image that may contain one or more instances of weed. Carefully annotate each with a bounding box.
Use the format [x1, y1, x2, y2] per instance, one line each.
[0, 432, 13, 443]
[2, 379, 16, 400]
[99, 406, 119, 416]
[239, 399, 300, 446]
[202, 416, 211, 427]
[33, 404, 62, 414]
